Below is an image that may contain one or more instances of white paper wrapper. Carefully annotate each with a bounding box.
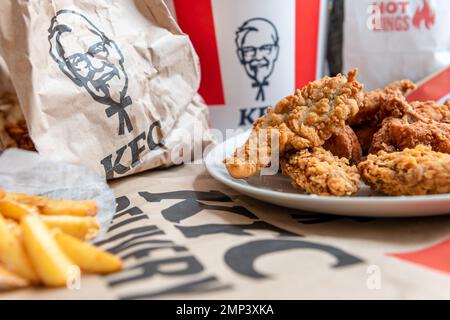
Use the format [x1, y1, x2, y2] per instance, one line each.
[343, 0, 450, 90]
[0, 149, 115, 239]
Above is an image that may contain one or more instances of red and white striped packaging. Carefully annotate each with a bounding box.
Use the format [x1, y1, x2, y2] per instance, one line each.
[407, 66, 450, 104]
[166, 0, 328, 132]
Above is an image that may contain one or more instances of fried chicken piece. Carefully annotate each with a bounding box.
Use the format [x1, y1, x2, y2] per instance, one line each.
[349, 80, 416, 126]
[369, 117, 450, 154]
[225, 70, 363, 179]
[373, 94, 450, 124]
[348, 81, 416, 155]
[281, 147, 360, 196]
[359, 145, 450, 195]
[361, 95, 450, 155]
[353, 122, 379, 155]
[411, 100, 450, 123]
[225, 118, 294, 179]
[0, 93, 35, 151]
[323, 126, 362, 163]
[5, 120, 35, 151]
[285, 69, 363, 149]
[375, 92, 419, 121]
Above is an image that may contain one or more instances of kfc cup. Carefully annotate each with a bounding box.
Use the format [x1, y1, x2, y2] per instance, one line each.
[166, 0, 328, 133]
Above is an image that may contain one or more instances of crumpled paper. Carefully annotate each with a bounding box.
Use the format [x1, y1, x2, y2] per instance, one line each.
[0, 149, 115, 239]
[0, 0, 213, 179]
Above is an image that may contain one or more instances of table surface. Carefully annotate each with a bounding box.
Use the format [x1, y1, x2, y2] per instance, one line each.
[3, 164, 450, 300]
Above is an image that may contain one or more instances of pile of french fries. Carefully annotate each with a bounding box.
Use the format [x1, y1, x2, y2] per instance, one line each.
[0, 188, 122, 291]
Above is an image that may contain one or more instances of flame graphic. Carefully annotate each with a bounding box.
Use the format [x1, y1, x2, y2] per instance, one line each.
[413, 0, 436, 30]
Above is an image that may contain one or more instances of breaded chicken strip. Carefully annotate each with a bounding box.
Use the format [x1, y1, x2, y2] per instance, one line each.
[225, 118, 294, 179]
[359, 145, 450, 195]
[369, 117, 450, 154]
[225, 70, 363, 179]
[349, 80, 416, 126]
[348, 80, 416, 155]
[411, 100, 450, 123]
[323, 126, 362, 163]
[353, 122, 379, 155]
[360, 95, 450, 155]
[281, 147, 360, 196]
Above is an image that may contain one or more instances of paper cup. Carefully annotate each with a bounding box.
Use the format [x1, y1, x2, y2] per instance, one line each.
[167, 0, 328, 132]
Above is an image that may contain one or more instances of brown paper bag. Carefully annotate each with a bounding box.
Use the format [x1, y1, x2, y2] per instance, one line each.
[0, 0, 212, 178]
[0, 56, 13, 97]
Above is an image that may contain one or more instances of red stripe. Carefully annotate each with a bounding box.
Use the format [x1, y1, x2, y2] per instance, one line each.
[407, 66, 450, 102]
[388, 238, 450, 275]
[295, 0, 321, 89]
[173, 0, 225, 105]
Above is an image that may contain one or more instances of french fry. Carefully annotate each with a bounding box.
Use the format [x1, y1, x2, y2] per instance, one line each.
[41, 215, 100, 240]
[5, 193, 97, 217]
[5, 193, 45, 206]
[0, 200, 38, 220]
[54, 230, 122, 274]
[0, 215, 39, 283]
[0, 191, 114, 289]
[41, 200, 97, 217]
[0, 264, 29, 291]
[21, 215, 74, 287]
[5, 219, 22, 238]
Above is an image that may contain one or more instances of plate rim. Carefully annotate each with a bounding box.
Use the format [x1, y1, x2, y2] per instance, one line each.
[205, 131, 450, 204]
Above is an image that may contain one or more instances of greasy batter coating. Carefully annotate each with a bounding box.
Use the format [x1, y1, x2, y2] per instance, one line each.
[369, 95, 450, 124]
[225, 69, 363, 179]
[411, 100, 450, 123]
[323, 126, 362, 163]
[281, 147, 360, 196]
[0, 93, 35, 151]
[349, 80, 416, 126]
[283, 69, 363, 150]
[353, 122, 379, 155]
[359, 145, 450, 195]
[369, 117, 450, 154]
[224, 117, 294, 179]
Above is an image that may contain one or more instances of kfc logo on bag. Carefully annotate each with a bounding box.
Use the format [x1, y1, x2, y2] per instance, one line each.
[370, 0, 436, 32]
[166, 0, 327, 132]
[49, 10, 133, 135]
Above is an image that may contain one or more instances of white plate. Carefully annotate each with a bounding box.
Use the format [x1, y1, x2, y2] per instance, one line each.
[205, 131, 450, 217]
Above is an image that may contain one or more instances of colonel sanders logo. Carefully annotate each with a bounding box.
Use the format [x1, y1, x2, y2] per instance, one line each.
[235, 18, 280, 102]
[49, 10, 133, 135]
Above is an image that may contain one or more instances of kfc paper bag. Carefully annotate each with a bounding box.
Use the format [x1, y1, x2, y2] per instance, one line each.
[0, 0, 212, 179]
[330, 0, 450, 90]
[0, 56, 13, 97]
